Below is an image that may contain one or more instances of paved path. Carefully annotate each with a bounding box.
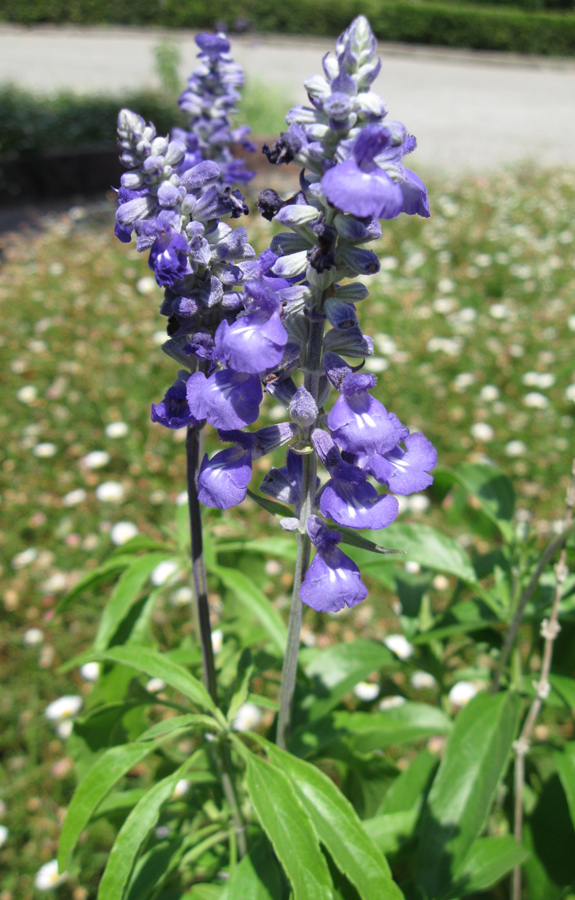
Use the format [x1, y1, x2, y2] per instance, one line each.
[2, 25, 575, 172]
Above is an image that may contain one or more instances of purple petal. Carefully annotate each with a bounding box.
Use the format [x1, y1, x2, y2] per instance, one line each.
[374, 432, 437, 495]
[214, 310, 287, 374]
[400, 169, 430, 218]
[187, 368, 262, 431]
[321, 158, 403, 220]
[151, 376, 201, 429]
[299, 547, 368, 613]
[320, 479, 399, 530]
[198, 446, 252, 509]
[327, 388, 406, 456]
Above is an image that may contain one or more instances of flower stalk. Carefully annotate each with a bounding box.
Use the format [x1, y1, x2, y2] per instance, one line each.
[510, 459, 575, 900]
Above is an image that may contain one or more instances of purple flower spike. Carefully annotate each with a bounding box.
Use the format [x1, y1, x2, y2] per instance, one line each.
[186, 368, 263, 431]
[149, 231, 190, 287]
[321, 125, 403, 220]
[151, 373, 201, 429]
[327, 372, 408, 456]
[198, 444, 252, 509]
[299, 516, 368, 613]
[360, 432, 437, 495]
[214, 281, 288, 374]
[320, 462, 399, 530]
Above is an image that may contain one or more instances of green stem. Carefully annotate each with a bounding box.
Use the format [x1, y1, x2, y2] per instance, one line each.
[185, 422, 247, 858]
[276, 312, 325, 750]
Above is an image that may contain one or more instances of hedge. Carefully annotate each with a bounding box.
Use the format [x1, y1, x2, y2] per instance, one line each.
[1, 1, 574, 55]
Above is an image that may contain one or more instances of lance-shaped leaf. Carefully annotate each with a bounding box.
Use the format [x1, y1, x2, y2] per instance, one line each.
[244, 751, 334, 900]
[223, 839, 284, 900]
[555, 743, 575, 832]
[59, 734, 183, 871]
[56, 555, 135, 614]
[415, 690, 520, 899]
[97, 766, 185, 900]
[436, 463, 515, 539]
[449, 836, 529, 898]
[264, 741, 404, 900]
[213, 565, 286, 653]
[94, 553, 176, 651]
[364, 523, 478, 585]
[93, 646, 216, 713]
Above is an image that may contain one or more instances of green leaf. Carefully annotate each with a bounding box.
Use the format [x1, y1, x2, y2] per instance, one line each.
[363, 523, 478, 585]
[333, 526, 403, 556]
[215, 537, 297, 563]
[555, 743, 575, 832]
[136, 714, 218, 742]
[378, 750, 438, 815]
[111, 536, 173, 555]
[290, 704, 451, 759]
[549, 674, 575, 711]
[362, 810, 420, 855]
[227, 649, 254, 725]
[450, 836, 529, 897]
[440, 463, 515, 537]
[93, 646, 216, 713]
[97, 767, 184, 900]
[94, 554, 173, 651]
[246, 489, 293, 519]
[301, 640, 397, 720]
[264, 741, 404, 900]
[244, 752, 334, 900]
[412, 598, 500, 644]
[224, 839, 284, 900]
[59, 737, 173, 871]
[415, 690, 521, 899]
[213, 565, 286, 653]
[56, 555, 134, 613]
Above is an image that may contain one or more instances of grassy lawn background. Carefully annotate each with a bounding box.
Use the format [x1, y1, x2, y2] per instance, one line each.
[0, 163, 574, 896]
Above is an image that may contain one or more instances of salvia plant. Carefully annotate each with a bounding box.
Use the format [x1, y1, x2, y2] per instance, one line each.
[57, 19, 575, 900]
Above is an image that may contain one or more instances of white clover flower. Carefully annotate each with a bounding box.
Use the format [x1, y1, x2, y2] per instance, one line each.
[565, 384, 575, 403]
[33, 442, 57, 458]
[353, 681, 380, 702]
[523, 392, 549, 410]
[505, 440, 527, 457]
[170, 586, 193, 607]
[151, 560, 180, 586]
[172, 779, 191, 801]
[17, 385, 38, 404]
[489, 303, 509, 319]
[448, 681, 479, 708]
[409, 495, 430, 513]
[433, 297, 455, 314]
[95, 481, 125, 502]
[137, 276, 156, 295]
[23, 627, 44, 648]
[373, 333, 397, 355]
[480, 385, 500, 402]
[56, 720, 74, 740]
[79, 662, 101, 682]
[364, 357, 389, 373]
[34, 860, 67, 891]
[12, 547, 38, 569]
[176, 491, 189, 506]
[384, 634, 414, 660]
[380, 256, 399, 271]
[470, 422, 494, 442]
[43, 573, 68, 594]
[146, 678, 166, 694]
[62, 488, 87, 507]
[105, 421, 129, 438]
[81, 450, 110, 469]
[45, 695, 83, 723]
[211, 629, 223, 654]
[568, 315, 575, 332]
[153, 330, 167, 346]
[378, 696, 406, 711]
[0, 825, 7, 848]
[232, 702, 264, 732]
[410, 671, 437, 690]
[110, 521, 138, 546]
[453, 372, 475, 392]
[404, 560, 421, 574]
[438, 278, 455, 293]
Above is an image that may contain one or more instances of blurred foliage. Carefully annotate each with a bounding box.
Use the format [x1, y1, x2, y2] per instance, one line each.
[1, 0, 575, 55]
